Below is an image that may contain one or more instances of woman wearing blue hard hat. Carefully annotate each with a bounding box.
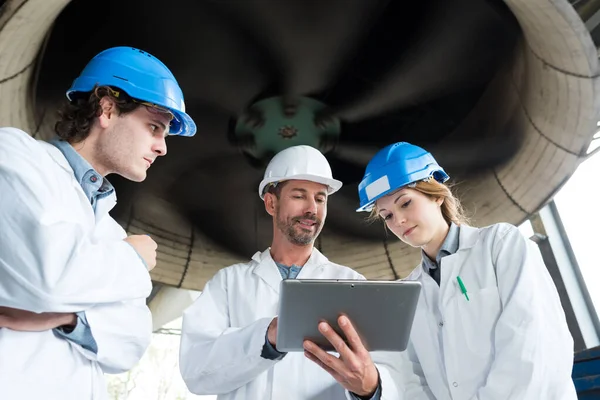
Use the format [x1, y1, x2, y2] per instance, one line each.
[0, 47, 196, 399]
[359, 142, 576, 399]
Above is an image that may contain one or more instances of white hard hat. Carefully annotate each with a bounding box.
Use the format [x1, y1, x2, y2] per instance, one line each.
[258, 145, 343, 199]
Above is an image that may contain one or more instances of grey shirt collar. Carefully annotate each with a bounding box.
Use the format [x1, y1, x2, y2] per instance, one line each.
[421, 222, 460, 274]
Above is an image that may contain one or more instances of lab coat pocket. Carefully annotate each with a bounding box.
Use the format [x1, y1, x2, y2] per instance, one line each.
[454, 287, 501, 355]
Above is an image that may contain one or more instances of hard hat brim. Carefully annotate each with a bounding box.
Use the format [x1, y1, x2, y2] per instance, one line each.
[259, 174, 343, 199]
[356, 170, 449, 212]
[170, 109, 197, 137]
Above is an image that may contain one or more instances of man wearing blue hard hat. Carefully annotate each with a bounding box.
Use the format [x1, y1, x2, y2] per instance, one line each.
[0, 47, 196, 399]
[307, 142, 576, 399]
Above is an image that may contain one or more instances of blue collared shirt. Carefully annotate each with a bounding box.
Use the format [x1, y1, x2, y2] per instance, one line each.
[49, 138, 109, 353]
[51, 138, 114, 210]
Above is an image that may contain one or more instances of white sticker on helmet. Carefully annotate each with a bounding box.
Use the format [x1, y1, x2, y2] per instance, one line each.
[366, 175, 391, 200]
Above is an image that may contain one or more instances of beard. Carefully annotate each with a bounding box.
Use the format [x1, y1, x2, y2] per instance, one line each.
[276, 210, 322, 246]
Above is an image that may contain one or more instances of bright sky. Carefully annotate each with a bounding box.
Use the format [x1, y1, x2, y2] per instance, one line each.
[553, 135, 600, 314]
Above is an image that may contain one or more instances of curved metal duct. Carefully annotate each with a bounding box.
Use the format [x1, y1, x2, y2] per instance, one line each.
[0, 0, 598, 290]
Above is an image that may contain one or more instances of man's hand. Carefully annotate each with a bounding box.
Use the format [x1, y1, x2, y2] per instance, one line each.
[267, 317, 278, 347]
[0, 307, 76, 332]
[125, 234, 158, 271]
[303, 315, 379, 397]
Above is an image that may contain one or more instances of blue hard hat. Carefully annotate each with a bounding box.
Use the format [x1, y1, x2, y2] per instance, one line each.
[66, 47, 196, 137]
[356, 142, 449, 212]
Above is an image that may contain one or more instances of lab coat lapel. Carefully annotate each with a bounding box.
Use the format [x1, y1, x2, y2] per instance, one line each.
[94, 194, 117, 224]
[439, 252, 466, 307]
[296, 248, 328, 278]
[440, 225, 481, 306]
[405, 267, 441, 364]
[252, 249, 283, 293]
[41, 141, 95, 224]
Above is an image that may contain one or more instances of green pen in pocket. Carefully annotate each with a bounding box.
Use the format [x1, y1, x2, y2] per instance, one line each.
[456, 276, 469, 301]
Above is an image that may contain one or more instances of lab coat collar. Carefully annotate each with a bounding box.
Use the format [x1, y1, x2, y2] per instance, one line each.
[38, 140, 118, 222]
[251, 247, 329, 292]
[458, 224, 480, 250]
[39, 140, 73, 173]
[404, 224, 481, 282]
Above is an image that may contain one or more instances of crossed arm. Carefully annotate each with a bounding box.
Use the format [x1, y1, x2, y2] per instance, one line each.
[0, 307, 76, 331]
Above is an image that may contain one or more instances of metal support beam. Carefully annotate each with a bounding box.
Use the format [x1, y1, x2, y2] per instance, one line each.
[529, 225, 586, 350]
[572, 0, 600, 47]
[573, 0, 600, 28]
[530, 201, 600, 350]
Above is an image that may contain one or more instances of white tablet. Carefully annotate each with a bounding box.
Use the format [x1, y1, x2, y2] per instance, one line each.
[276, 279, 421, 352]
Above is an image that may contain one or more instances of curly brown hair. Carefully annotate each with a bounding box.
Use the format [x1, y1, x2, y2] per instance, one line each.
[54, 85, 141, 143]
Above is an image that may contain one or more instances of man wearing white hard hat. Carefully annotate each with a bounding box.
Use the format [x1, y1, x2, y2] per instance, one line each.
[180, 145, 400, 400]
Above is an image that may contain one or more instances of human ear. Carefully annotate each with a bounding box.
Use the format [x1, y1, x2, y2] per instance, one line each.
[264, 193, 277, 216]
[97, 97, 116, 128]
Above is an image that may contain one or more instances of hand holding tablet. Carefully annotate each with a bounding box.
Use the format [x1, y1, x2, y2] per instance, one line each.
[276, 279, 421, 352]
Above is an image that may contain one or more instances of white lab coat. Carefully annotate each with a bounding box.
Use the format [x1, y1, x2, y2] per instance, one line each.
[396, 223, 577, 400]
[180, 248, 402, 400]
[0, 127, 153, 399]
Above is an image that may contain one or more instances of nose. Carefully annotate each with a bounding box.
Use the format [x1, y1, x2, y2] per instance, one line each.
[305, 198, 318, 215]
[391, 210, 406, 227]
[153, 136, 167, 156]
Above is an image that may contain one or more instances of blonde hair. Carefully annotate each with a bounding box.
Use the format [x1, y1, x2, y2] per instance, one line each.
[369, 179, 470, 225]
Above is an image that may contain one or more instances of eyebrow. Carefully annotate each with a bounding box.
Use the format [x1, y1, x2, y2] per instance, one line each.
[394, 193, 407, 204]
[150, 118, 169, 137]
[378, 193, 407, 213]
[290, 188, 328, 197]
